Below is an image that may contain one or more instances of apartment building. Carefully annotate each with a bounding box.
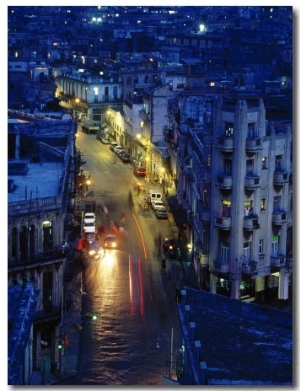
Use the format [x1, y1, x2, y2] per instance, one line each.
[175, 96, 292, 303]
[8, 118, 77, 380]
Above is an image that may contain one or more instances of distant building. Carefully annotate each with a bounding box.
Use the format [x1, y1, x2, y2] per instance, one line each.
[54, 65, 123, 123]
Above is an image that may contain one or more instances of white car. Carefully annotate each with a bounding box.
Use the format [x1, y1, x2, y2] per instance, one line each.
[113, 145, 124, 154]
[151, 200, 166, 211]
[84, 212, 95, 225]
[83, 222, 96, 236]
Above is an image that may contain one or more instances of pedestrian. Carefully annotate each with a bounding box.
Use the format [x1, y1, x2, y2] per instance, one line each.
[175, 287, 182, 303]
[161, 258, 167, 273]
[120, 212, 126, 226]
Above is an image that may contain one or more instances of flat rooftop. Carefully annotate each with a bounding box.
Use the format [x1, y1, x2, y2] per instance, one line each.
[8, 161, 64, 203]
[178, 288, 293, 385]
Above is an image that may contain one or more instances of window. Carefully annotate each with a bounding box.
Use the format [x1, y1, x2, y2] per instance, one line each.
[222, 199, 231, 217]
[259, 238, 264, 255]
[271, 236, 278, 256]
[43, 220, 53, 251]
[275, 155, 283, 171]
[260, 199, 266, 210]
[221, 243, 229, 261]
[244, 201, 252, 216]
[262, 157, 267, 169]
[113, 86, 118, 100]
[246, 159, 254, 175]
[243, 242, 251, 261]
[224, 158, 232, 175]
[248, 122, 256, 138]
[273, 196, 281, 211]
[224, 122, 233, 137]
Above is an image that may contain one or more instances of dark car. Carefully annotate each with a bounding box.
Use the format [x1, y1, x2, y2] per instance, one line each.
[155, 209, 168, 219]
[85, 240, 104, 259]
[162, 238, 179, 259]
[119, 151, 131, 163]
[134, 167, 147, 177]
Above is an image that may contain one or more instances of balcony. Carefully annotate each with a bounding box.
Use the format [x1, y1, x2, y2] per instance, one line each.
[243, 215, 260, 230]
[244, 175, 260, 191]
[270, 254, 286, 268]
[245, 137, 262, 153]
[214, 216, 231, 230]
[217, 136, 233, 152]
[216, 175, 233, 189]
[213, 259, 230, 274]
[241, 260, 258, 274]
[139, 109, 150, 122]
[273, 170, 289, 186]
[272, 210, 288, 225]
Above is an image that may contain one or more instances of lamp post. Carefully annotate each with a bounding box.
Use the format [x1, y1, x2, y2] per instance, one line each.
[157, 327, 174, 378]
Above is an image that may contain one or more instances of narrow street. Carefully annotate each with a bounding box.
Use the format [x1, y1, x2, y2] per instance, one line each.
[63, 129, 192, 385]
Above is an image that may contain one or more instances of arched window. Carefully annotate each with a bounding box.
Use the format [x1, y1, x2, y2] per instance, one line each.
[29, 224, 35, 259]
[19, 226, 27, 261]
[43, 220, 53, 251]
[11, 227, 18, 261]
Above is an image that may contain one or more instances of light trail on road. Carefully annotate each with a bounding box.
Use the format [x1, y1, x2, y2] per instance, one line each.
[131, 212, 147, 260]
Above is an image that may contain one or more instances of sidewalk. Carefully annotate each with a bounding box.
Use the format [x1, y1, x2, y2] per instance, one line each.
[51, 254, 84, 384]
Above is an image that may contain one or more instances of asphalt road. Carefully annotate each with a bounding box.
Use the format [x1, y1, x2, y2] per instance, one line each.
[64, 128, 186, 385]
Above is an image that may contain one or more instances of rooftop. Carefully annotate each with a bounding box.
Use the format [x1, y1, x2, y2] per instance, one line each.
[178, 288, 293, 385]
[8, 161, 64, 203]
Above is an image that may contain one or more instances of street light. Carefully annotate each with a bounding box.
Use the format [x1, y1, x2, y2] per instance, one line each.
[156, 327, 174, 378]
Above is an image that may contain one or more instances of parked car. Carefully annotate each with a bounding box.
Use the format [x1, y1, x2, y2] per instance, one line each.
[134, 167, 147, 177]
[109, 142, 118, 151]
[104, 234, 117, 249]
[113, 145, 124, 154]
[99, 135, 111, 144]
[155, 209, 168, 219]
[118, 151, 131, 163]
[84, 212, 95, 225]
[151, 200, 166, 211]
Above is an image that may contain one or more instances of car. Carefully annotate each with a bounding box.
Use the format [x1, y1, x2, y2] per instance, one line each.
[99, 135, 111, 144]
[118, 151, 131, 163]
[84, 212, 95, 225]
[113, 145, 124, 153]
[83, 222, 96, 236]
[134, 167, 147, 177]
[161, 238, 179, 258]
[115, 149, 126, 157]
[85, 240, 104, 259]
[155, 209, 168, 219]
[104, 234, 117, 249]
[151, 200, 166, 211]
[109, 142, 118, 151]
